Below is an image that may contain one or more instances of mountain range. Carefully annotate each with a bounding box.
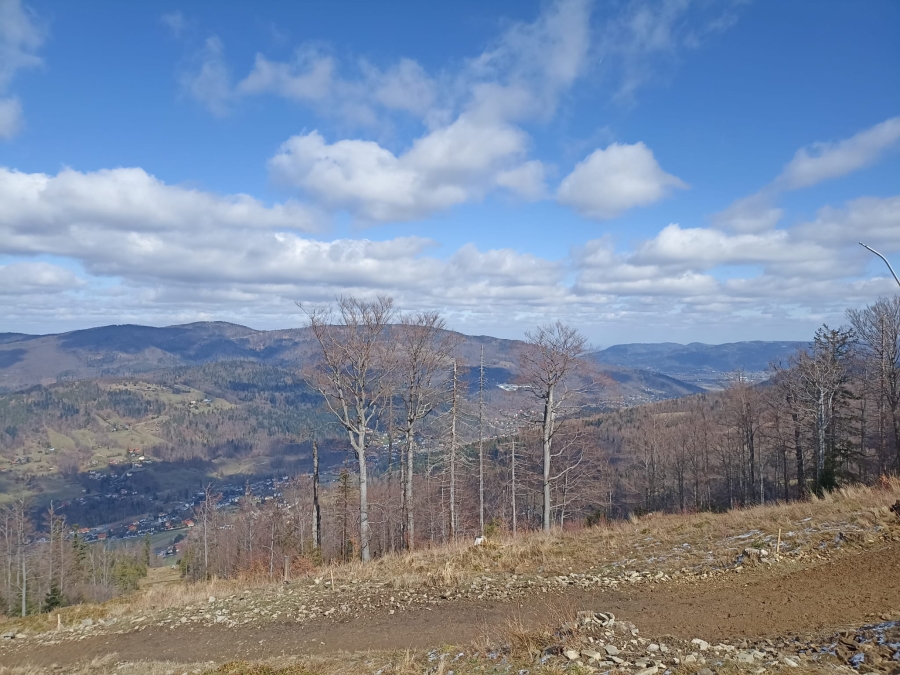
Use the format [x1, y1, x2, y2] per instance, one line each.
[589, 340, 806, 388]
[0, 321, 806, 395]
[0, 322, 693, 400]
[0, 322, 808, 525]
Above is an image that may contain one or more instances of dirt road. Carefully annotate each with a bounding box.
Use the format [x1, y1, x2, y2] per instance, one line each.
[2, 542, 898, 668]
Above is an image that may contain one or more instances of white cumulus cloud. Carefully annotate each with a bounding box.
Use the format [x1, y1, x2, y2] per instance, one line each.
[495, 161, 547, 200]
[269, 116, 531, 222]
[185, 1, 595, 220]
[557, 142, 687, 219]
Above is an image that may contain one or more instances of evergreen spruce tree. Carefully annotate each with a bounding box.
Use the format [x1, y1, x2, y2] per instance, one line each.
[143, 534, 151, 567]
[42, 582, 62, 613]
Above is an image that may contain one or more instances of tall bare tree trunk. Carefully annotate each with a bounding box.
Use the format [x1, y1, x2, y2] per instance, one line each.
[816, 391, 827, 488]
[47, 501, 54, 592]
[59, 511, 65, 596]
[392, 309, 457, 550]
[881, 316, 887, 474]
[312, 438, 321, 550]
[399, 442, 406, 546]
[478, 346, 485, 535]
[405, 432, 414, 550]
[510, 436, 517, 536]
[449, 360, 458, 538]
[519, 322, 586, 533]
[386, 397, 396, 548]
[17, 503, 26, 617]
[21, 552, 26, 618]
[542, 385, 554, 531]
[354, 430, 371, 561]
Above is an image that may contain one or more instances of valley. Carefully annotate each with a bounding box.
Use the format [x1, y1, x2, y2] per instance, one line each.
[0, 322, 743, 522]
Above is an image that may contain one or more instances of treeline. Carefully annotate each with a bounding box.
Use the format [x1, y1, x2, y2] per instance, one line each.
[0, 500, 148, 617]
[604, 298, 900, 514]
[180, 299, 616, 574]
[179, 295, 900, 576]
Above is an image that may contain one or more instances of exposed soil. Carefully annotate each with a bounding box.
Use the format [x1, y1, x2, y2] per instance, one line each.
[2, 541, 898, 668]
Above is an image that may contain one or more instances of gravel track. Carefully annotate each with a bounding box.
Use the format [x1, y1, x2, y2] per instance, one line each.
[2, 541, 897, 668]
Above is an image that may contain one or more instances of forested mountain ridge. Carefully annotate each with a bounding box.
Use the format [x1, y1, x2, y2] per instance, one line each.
[0, 322, 318, 391]
[590, 340, 808, 388]
[0, 321, 797, 393]
[0, 322, 705, 521]
[0, 321, 705, 398]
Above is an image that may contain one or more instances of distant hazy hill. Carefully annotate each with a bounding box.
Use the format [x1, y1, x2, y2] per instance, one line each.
[0, 333, 37, 345]
[0, 322, 314, 392]
[0, 322, 701, 402]
[590, 340, 807, 388]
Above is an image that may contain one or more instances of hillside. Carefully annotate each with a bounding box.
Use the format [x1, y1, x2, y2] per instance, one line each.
[0, 322, 316, 391]
[590, 340, 807, 388]
[0, 322, 704, 529]
[0, 481, 897, 674]
[0, 362, 340, 521]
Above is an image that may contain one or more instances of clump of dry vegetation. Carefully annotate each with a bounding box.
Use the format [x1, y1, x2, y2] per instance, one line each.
[6, 478, 893, 628]
[334, 477, 900, 585]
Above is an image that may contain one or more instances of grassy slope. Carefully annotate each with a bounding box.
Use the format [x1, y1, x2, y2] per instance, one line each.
[1, 481, 898, 674]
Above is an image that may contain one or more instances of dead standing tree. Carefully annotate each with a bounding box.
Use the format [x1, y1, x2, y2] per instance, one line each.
[302, 295, 395, 562]
[518, 321, 587, 531]
[394, 310, 458, 550]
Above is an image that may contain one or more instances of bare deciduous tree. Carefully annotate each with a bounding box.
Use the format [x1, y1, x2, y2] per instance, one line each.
[519, 321, 587, 531]
[394, 310, 458, 549]
[478, 346, 485, 535]
[448, 359, 460, 538]
[848, 297, 900, 472]
[302, 295, 395, 561]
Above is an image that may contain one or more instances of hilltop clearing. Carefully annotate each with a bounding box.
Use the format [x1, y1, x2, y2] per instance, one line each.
[1, 481, 898, 674]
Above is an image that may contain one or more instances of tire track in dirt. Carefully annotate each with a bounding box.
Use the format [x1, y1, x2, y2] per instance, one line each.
[3, 542, 898, 667]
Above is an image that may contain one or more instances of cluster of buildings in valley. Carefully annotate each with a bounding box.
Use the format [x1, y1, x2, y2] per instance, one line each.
[58, 474, 291, 547]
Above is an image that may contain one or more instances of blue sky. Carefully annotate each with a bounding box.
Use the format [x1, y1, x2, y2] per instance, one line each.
[1, 0, 899, 345]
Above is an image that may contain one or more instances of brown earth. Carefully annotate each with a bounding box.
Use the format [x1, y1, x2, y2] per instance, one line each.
[2, 541, 898, 668]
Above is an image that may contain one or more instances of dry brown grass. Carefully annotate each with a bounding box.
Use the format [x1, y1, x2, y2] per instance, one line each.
[5, 478, 898, 632]
[337, 477, 900, 585]
[0, 653, 854, 675]
[0, 654, 210, 675]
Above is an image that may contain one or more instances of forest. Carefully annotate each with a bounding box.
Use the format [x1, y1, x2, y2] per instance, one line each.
[180, 294, 900, 581]
[3, 293, 900, 613]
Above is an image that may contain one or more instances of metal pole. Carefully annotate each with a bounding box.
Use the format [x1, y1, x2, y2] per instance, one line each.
[860, 242, 900, 289]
